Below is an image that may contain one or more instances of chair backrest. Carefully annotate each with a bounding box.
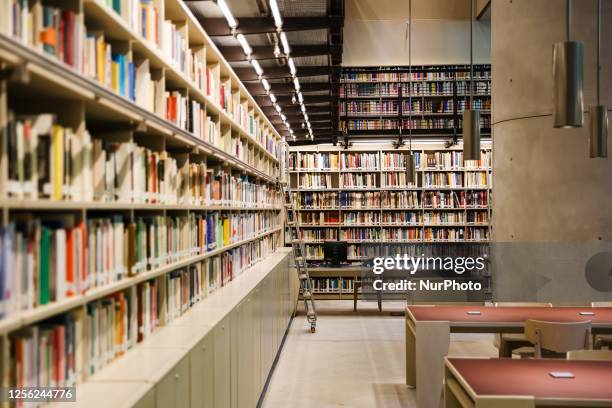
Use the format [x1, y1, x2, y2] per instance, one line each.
[524, 320, 591, 357]
[567, 349, 612, 361]
[494, 302, 553, 307]
[591, 302, 612, 307]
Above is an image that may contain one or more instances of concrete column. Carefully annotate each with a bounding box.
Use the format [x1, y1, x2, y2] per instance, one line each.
[491, 0, 612, 302]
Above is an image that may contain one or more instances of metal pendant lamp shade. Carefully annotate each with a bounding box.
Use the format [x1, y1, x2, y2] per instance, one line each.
[589, 105, 608, 157]
[463, 0, 480, 161]
[589, 0, 607, 158]
[463, 109, 481, 160]
[406, 152, 416, 184]
[553, 41, 584, 128]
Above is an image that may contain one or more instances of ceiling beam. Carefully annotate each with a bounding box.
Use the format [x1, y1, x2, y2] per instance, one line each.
[236, 66, 336, 81]
[196, 16, 344, 36]
[246, 82, 332, 95]
[219, 44, 342, 62]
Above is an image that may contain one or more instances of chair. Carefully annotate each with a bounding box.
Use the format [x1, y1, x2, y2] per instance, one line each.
[567, 349, 612, 361]
[591, 302, 612, 350]
[492, 302, 553, 358]
[524, 320, 591, 358]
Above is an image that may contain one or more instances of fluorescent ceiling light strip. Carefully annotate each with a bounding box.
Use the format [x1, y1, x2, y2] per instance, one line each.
[261, 78, 271, 91]
[298, 92, 303, 103]
[269, 93, 277, 103]
[293, 77, 300, 91]
[218, 0, 237, 28]
[288, 58, 296, 76]
[275, 104, 282, 113]
[270, 0, 283, 28]
[251, 59, 263, 76]
[280, 32, 291, 55]
[236, 34, 252, 55]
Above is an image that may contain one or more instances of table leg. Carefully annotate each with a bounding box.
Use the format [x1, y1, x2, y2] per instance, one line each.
[353, 279, 359, 311]
[409, 320, 450, 408]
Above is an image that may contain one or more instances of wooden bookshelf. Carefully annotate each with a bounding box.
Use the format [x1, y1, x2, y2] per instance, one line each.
[289, 144, 492, 296]
[339, 65, 491, 137]
[0, 0, 288, 403]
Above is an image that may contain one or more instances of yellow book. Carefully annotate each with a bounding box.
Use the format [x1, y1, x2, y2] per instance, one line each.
[51, 125, 64, 201]
[222, 218, 230, 246]
[96, 34, 105, 85]
[111, 61, 119, 93]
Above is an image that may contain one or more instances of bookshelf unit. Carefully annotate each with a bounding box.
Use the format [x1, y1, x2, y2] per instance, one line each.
[289, 144, 492, 298]
[339, 65, 491, 137]
[0, 0, 288, 406]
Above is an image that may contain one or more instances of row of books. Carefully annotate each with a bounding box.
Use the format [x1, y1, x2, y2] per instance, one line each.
[340, 228, 380, 241]
[300, 229, 339, 241]
[382, 212, 422, 224]
[298, 174, 333, 189]
[343, 241, 490, 260]
[340, 174, 377, 188]
[381, 172, 417, 188]
[465, 172, 489, 187]
[341, 212, 381, 225]
[381, 152, 420, 170]
[340, 101, 399, 115]
[466, 228, 490, 240]
[404, 81, 491, 96]
[5, 113, 280, 205]
[2, 1, 279, 160]
[295, 192, 338, 208]
[0, 212, 277, 316]
[424, 151, 465, 169]
[294, 153, 339, 170]
[339, 83, 400, 98]
[340, 153, 379, 170]
[341, 70, 491, 82]
[423, 212, 466, 224]
[339, 191, 380, 208]
[423, 191, 489, 208]
[423, 173, 463, 187]
[467, 212, 490, 224]
[7, 233, 278, 391]
[299, 212, 340, 226]
[311, 278, 353, 293]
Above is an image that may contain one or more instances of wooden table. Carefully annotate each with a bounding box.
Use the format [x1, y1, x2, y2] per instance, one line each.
[444, 357, 612, 407]
[307, 265, 381, 311]
[405, 306, 612, 408]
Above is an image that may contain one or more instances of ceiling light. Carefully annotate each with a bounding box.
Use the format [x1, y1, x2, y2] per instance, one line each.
[463, 0, 481, 160]
[288, 58, 296, 76]
[217, 0, 237, 29]
[280, 32, 291, 55]
[291, 94, 296, 104]
[275, 104, 282, 113]
[236, 34, 252, 55]
[298, 92, 304, 103]
[589, 0, 607, 158]
[301, 122, 305, 128]
[303, 113, 308, 121]
[251, 59, 263, 76]
[274, 44, 281, 58]
[293, 77, 300, 91]
[269, 93, 277, 103]
[301, 104, 306, 113]
[280, 113, 286, 121]
[262, 78, 271, 91]
[270, 0, 283, 29]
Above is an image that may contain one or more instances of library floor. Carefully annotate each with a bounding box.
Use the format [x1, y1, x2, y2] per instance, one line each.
[260, 300, 498, 408]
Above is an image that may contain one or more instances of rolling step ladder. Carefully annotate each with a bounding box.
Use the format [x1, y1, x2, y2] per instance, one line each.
[280, 181, 317, 333]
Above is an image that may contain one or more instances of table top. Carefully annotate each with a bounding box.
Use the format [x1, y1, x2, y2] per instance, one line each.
[407, 305, 612, 327]
[447, 358, 612, 402]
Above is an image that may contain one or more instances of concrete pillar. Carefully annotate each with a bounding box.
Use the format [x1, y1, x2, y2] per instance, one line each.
[491, 0, 612, 303]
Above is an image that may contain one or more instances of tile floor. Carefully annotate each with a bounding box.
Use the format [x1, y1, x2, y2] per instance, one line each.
[260, 300, 497, 408]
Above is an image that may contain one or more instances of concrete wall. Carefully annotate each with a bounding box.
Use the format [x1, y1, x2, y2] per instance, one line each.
[343, 0, 491, 66]
[491, 0, 612, 303]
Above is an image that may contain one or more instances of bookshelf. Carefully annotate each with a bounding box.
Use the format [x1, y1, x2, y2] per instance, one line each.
[0, 0, 287, 403]
[289, 144, 492, 298]
[339, 65, 491, 137]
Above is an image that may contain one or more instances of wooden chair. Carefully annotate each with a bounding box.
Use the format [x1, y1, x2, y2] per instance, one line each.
[567, 349, 612, 361]
[591, 302, 612, 349]
[524, 320, 591, 358]
[492, 302, 553, 358]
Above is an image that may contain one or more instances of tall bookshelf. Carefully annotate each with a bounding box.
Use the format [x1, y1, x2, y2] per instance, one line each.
[289, 144, 492, 298]
[339, 65, 491, 137]
[0, 0, 284, 398]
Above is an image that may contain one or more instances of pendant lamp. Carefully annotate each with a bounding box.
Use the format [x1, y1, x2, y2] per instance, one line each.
[463, 0, 480, 160]
[589, 0, 607, 157]
[406, 0, 416, 183]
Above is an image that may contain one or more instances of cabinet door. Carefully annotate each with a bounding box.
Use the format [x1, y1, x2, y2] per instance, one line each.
[190, 332, 214, 408]
[252, 286, 262, 398]
[133, 388, 155, 408]
[230, 302, 241, 408]
[214, 316, 231, 408]
[156, 356, 189, 408]
[238, 295, 254, 408]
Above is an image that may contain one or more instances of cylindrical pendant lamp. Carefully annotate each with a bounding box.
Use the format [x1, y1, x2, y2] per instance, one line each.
[589, 0, 607, 158]
[406, 152, 416, 184]
[405, 0, 416, 183]
[463, 110, 481, 160]
[553, 0, 584, 128]
[463, 0, 480, 160]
